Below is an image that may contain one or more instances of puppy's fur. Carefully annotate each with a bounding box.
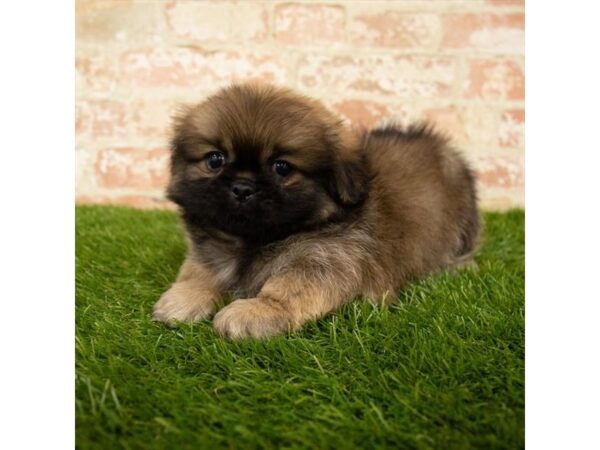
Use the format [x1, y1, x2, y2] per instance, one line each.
[153, 84, 480, 339]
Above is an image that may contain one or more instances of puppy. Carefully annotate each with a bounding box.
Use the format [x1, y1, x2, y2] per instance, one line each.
[153, 84, 480, 339]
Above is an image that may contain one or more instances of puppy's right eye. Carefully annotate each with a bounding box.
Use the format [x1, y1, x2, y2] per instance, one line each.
[273, 160, 294, 177]
[205, 151, 226, 171]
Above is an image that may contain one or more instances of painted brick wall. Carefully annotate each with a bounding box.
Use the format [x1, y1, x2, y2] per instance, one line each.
[76, 0, 524, 210]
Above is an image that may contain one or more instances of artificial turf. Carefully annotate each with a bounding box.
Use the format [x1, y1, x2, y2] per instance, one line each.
[75, 206, 524, 449]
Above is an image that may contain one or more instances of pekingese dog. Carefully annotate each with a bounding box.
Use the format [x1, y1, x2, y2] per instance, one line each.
[152, 83, 480, 339]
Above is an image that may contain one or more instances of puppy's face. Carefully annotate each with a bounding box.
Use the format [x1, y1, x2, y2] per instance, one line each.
[167, 85, 367, 243]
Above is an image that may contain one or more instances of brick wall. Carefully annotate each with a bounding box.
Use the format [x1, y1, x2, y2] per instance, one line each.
[76, 0, 524, 210]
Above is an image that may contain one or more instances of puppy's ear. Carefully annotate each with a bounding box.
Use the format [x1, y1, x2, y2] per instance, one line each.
[329, 154, 369, 206]
[328, 129, 369, 206]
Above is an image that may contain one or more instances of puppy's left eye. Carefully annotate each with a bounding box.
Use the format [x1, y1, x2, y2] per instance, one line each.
[205, 151, 226, 171]
[273, 160, 293, 177]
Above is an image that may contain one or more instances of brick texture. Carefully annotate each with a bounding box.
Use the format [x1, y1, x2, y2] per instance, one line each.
[465, 59, 524, 100]
[119, 47, 287, 88]
[442, 13, 524, 53]
[165, 1, 269, 43]
[331, 99, 393, 129]
[298, 54, 456, 98]
[424, 105, 499, 148]
[95, 148, 170, 189]
[350, 12, 440, 49]
[275, 4, 345, 46]
[76, 0, 525, 210]
[499, 109, 525, 148]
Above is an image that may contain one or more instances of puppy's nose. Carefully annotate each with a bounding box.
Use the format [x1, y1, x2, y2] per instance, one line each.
[231, 181, 256, 203]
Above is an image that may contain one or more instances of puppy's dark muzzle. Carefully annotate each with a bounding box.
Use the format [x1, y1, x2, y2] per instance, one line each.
[231, 180, 256, 203]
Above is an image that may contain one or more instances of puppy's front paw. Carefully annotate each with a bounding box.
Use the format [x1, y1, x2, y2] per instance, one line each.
[152, 282, 216, 326]
[213, 298, 291, 340]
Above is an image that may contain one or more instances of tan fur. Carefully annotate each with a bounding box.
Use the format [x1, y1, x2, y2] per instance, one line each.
[153, 84, 480, 339]
[152, 255, 221, 326]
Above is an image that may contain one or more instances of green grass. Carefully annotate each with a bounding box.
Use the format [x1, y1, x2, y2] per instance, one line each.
[76, 206, 524, 450]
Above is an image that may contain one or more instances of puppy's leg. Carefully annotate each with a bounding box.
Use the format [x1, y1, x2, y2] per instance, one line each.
[152, 256, 221, 326]
[213, 266, 360, 340]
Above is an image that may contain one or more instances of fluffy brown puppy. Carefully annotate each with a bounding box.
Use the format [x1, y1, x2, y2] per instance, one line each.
[153, 83, 480, 339]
